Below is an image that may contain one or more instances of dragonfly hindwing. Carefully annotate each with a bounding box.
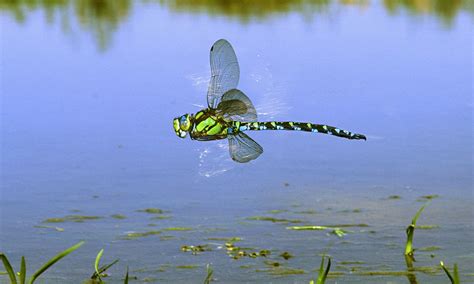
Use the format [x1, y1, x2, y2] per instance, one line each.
[217, 89, 257, 122]
[228, 132, 263, 163]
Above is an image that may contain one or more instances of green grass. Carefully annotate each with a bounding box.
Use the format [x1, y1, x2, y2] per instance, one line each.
[310, 255, 331, 284]
[405, 203, 428, 258]
[0, 241, 83, 284]
[440, 261, 460, 284]
[204, 264, 213, 284]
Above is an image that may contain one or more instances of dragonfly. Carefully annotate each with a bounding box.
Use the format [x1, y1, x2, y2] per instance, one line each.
[173, 39, 366, 163]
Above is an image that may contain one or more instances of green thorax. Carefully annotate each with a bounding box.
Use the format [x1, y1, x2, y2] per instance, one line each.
[189, 109, 230, 141]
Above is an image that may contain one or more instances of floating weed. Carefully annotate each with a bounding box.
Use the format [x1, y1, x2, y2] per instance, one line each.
[33, 225, 64, 232]
[0, 241, 83, 284]
[286, 226, 327, 230]
[181, 245, 212, 255]
[387, 195, 401, 200]
[176, 265, 199, 269]
[420, 195, 439, 200]
[412, 265, 441, 275]
[325, 224, 369, 228]
[339, 209, 362, 213]
[264, 260, 281, 267]
[294, 210, 318, 215]
[148, 223, 157, 227]
[286, 226, 350, 237]
[122, 230, 161, 240]
[417, 225, 439, 230]
[110, 214, 127, 220]
[246, 216, 302, 223]
[405, 203, 428, 258]
[42, 215, 102, 223]
[150, 215, 172, 220]
[206, 237, 242, 242]
[440, 261, 460, 284]
[356, 271, 414, 276]
[160, 235, 175, 241]
[225, 243, 270, 259]
[269, 267, 306, 276]
[330, 229, 348, 238]
[418, 246, 441, 252]
[163, 227, 192, 231]
[339, 261, 365, 265]
[136, 208, 164, 214]
[279, 252, 293, 260]
[267, 209, 289, 214]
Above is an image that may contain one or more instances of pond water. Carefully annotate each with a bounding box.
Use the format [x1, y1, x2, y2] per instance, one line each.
[1, 1, 473, 283]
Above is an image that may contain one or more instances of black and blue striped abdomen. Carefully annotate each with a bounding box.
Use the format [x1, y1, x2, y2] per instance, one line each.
[231, 121, 366, 140]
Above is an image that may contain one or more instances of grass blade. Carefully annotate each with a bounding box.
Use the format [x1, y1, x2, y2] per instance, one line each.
[453, 263, 459, 284]
[322, 257, 331, 283]
[20, 256, 26, 284]
[405, 203, 428, 257]
[28, 241, 84, 284]
[0, 253, 17, 284]
[91, 259, 119, 279]
[94, 249, 104, 281]
[124, 266, 129, 284]
[204, 264, 213, 284]
[440, 261, 460, 284]
[316, 255, 331, 284]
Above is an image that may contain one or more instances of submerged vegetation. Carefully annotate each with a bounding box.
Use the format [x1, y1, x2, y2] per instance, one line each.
[2, 198, 467, 283]
[42, 215, 102, 223]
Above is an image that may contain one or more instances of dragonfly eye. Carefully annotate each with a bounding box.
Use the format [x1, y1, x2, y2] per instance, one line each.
[173, 117, 187, 138]
[179, 114, 191, 131]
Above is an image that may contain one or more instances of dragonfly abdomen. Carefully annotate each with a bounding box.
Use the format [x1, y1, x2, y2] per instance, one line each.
[232, 121, 366, 140]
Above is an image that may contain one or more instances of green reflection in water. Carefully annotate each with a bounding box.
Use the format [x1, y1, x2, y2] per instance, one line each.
[1, 0, 131, 51]
[1, 0, 472, 51]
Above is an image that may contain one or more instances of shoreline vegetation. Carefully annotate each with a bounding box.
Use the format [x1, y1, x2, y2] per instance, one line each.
[1, 0, 472, 51]
[0, 199, 465, 283]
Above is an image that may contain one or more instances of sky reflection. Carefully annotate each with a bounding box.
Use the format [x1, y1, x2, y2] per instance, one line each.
[1, 0, 472, 51]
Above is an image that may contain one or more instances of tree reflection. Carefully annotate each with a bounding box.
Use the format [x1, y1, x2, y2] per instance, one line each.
[1, 0, 472, 51]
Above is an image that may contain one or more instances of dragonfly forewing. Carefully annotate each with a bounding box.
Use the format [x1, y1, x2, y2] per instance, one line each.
[207, 39, 240, 109]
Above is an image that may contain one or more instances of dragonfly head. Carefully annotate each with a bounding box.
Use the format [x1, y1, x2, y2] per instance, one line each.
[173, 113, 192, 138]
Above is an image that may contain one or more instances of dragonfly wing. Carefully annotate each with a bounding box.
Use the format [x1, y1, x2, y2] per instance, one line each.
[217, 89, 257, 122]
[207, 39, 240, 109]
[228, 132, 263, 163]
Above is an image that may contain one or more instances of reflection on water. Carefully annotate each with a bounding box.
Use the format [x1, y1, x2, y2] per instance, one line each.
[1, 0, 131, 51]
[1, 0, 472, 51]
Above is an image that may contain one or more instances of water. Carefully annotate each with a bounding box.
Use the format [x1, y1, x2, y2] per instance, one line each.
[1, 1, 473, 283]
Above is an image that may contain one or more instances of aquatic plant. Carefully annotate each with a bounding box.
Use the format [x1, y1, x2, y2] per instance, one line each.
[309, 255, 331, 284]
[440, 261, 460, 284]
[405, 203, 428, 258]
[90, 249, 119, 282]
[0, 241, 83, 284]
[204, 264, 213, 284]
[181, 245, 212, 255]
